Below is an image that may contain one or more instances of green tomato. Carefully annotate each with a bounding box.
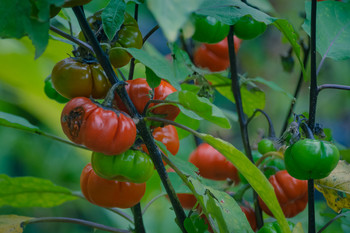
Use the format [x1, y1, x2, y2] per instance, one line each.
[192, 15, 230, 44]
[44, 76, 69, 103]
[258, 139, 276, 155]
[234, 15, 266, 40]
[257, 221, 294, 233]
[284, 139, 340, 180]
[91, 150, 154, 183]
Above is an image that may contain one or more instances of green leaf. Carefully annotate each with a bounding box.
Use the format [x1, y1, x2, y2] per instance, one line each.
[170, 156, 199, 179]
[205, 74, 265, 117]
[102, 0, 126, 41]
[0, 111, 38, 132]
[147, 0, 203, 41]
[184, 214, 209, 233]
[189, 178, 253, 233]
[303, 1, 350, 60]
[175, 111, 201, 140]
[0, 174, 77, 208]
[197, 134, 291, 233]
[250, 77, 294, 99]
[124, 48, 182, 89]
[146, 67, 162, 88]
[166, 172, 193, 194]
[0, 215, 32, 233]
[126, 0, 144, 3]
[167, 91, 231, 129]
[171, 43, 194, 79]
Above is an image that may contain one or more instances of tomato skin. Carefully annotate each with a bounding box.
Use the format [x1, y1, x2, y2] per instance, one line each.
[177, 193, 197, 210]
[62, 0, 92, 8]
[61, 97, 136, 155]
[194, 37, 241, 72]
[114, 78, 180, 121]
[44, 76, 69, 103]
[189, 143, 240, 184]
[80, 163, 145, 208]
[234, 16, 267, 40]
[51, 58, 111, 99]
[258, 170, 308, 218]
[192, 15, 230, 44]
[152, 125, 179, 155]
[240, 204, 257, 232]
[284, 139, 340, 180]
[91, 150, 154, 183]
[257, 139, 276, 155]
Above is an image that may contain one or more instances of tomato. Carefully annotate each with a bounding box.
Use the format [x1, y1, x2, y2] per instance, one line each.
[191, 15, 230, 44]
[177, 193, 197, 210]
[240, 204, 257, 232]
[44, 76, 69, 103]
[193, 37, 241, 72]
[152, 125, 179, 155]
[257, 220, 295, 233]
[61, 97, 136, 155]
[91, 150, 154, 183]
[234, 16, 267, 40]
[189, 143, 240, 184]
[114, 78, 180, 121]
[284, 139, 340, 180]
[51, 58, 111, 99]
[258, 170, 308, 218]
[80, 163, 145, 208]
[257, 139, 276, 155]
[61, 0, 92, 8]
[83, 12, 143, 68]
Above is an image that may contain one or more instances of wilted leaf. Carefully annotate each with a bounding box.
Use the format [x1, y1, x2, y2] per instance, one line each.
[292, 222, 305, 233]
[315, 160, 350, 213]
[0, 215, 32, 233]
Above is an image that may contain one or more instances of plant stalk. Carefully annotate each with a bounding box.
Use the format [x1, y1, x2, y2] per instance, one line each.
[131, 203, 146, 233]
[227, 26, 263, 229]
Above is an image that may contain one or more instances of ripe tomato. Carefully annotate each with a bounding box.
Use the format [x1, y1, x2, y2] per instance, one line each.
[152, 125, 179, 155]
[91, 150, 154, 183]
[234, 16, 267, 40]
[61, 97, 136, 155]
[80, 163, 146, 208]
[189, 143, 240, 184]
[258, 170, 308, 218]
[193, 37, 241, 72]
[240, 203, 257, 232]
[114, 78, 180, 121]
[177, 193, 197, 210]
[191, 15, 230, 44]
[51, 58, 111, 99]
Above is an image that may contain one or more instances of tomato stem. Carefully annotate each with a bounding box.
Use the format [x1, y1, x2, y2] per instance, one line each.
[227, 25, 264, 229]
[22, 217, 130, 233]
[143, 25, 160, 44]
[247, 109, 276, 138]
[317, 84, 350, 93]
[131, 203, 146, 233]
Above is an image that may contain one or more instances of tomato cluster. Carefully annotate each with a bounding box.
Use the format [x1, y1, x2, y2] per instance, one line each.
[194, 37, 242, 72]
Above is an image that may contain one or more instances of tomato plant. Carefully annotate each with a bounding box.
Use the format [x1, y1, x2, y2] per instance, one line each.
[258, 170, 308, 218]
[189, 143, 240, 184]
[51, 58, 111, 99]
[193, 37, 241, 72]
[80, 163, 146, 208]
[61, 97, 136, 155]
[257, 221, 295, 233]
[191, 15, 230, 44]
[61, 0, 92, 8]
[91, 150, 154, 183]
[234, 16, 267, 40]
[284, 139, 340, 180]
[114, 78, 180, 121]
[257, 139, 276, 155]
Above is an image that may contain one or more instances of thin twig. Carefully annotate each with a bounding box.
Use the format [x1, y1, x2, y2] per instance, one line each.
[117, 69, 127, 81]
[318, 84, 350, 93]
[22, 217, 131, 233]
[247, 109, 276, 138]
[50, 25, 94, 53]
[143, 25, 160, 44]
[318, 212, 348, 233]
[142, 193, 166, 215]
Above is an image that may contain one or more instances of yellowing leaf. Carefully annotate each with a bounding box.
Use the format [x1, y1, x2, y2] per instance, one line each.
[0, 215, 32, 233]
[315, 160, 350, 212]
[292, 222, 305, 233]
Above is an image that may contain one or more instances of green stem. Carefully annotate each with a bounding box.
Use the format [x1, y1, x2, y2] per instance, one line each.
[22, 217, 131, 233]
[142, 194, 166, 215]
[131, 203, 146, 233]
[318, 212, 348, 233]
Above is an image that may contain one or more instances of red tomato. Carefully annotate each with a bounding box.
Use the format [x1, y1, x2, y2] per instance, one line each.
[194, 36, 242, 72]
[177, 193, 197, 210]
[80, 163, 146, 208]
[258, 170, 308, 218]
[114, 78, 180, 121]
[61, 97, 136, 155]
[189, 143, 240, 184]
[152, 125, 179, 155]
[240, 204, 257, 232]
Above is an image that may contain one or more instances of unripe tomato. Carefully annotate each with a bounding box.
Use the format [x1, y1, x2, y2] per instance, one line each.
[257, 220, 295, 233]
[258, 170, 308, 218]
[91, 150, 154, 183]
[284, 139, 340, 180]
[44, 76, 69, 103]
[80, 163, 145, 208]
[62, 0, 92, 8]
[257, 139, 276, 155]
[234, 16, 267, 40]
[192, 15, 230, 44]
[193, 37, 241, 72]
[61, 97, 136, 155]
[51, 58, 111, 99]
[114, 78, 180, 121]
[189, 143, 240, 184]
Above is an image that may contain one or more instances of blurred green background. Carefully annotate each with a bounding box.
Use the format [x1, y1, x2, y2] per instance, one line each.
[0, 0, 349, 232]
